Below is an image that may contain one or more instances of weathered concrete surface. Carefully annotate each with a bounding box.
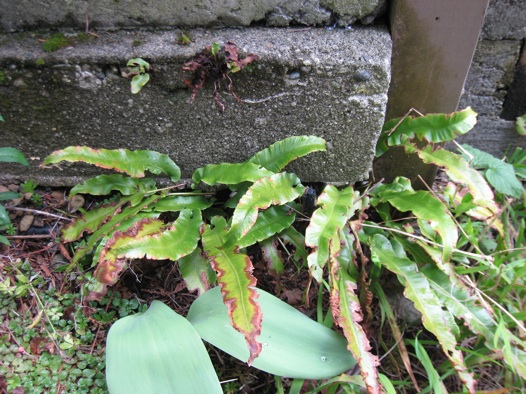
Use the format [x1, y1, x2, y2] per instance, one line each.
[456, 0, 526, 157]
[456, 40, 523, 156]
[0, 27, 391, 185]
[0, 0, 386, 32]
[481, 0, 526, 40]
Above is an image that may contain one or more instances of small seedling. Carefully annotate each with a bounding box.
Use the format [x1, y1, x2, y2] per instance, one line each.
[124, 58, 151, 94]
[177, 33, 192, 45]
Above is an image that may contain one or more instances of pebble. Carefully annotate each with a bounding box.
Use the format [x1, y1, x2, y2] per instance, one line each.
[19, 215, 35, 232]
[353, 70, 372, 82]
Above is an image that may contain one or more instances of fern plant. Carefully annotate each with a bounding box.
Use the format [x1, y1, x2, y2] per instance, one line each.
[42, 108, 526, 393]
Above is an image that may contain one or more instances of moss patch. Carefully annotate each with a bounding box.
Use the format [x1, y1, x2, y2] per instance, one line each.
[41, 33, 96, 53]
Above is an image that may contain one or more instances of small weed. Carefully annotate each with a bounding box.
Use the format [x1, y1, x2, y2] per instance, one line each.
[182, 41, 258, 111]
[177, 32, 192, 45]
[21, 179, 38, 194]
[123, 58, 151, 94]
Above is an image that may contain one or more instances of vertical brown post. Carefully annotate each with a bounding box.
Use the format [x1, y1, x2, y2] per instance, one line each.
[374, 0, 490, 188]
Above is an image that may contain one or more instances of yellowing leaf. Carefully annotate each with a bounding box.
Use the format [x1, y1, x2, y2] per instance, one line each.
[43, 146, 181, 182]
[229, 173, 304, 241]
[201, 216, 263, 365]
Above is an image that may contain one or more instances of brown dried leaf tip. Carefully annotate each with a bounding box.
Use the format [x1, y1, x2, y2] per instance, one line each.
[182, 41, 258, 111]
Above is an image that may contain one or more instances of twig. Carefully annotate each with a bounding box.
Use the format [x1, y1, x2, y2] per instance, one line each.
[386, 107, 424, 136]
[4, 206, 72, 221]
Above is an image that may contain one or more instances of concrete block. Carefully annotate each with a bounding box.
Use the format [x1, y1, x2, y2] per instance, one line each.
[0, 0, 386, 33]
[482, 0, 526, 40]
[455, 118, 525, 159]
[0, 27, 391, 185]
[462, 40, 519, 99]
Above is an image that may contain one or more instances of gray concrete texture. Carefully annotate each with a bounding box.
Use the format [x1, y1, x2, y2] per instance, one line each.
[0, 0, 386, 32]
[0, 27, 391, 185]
[456, 0, 526, 157]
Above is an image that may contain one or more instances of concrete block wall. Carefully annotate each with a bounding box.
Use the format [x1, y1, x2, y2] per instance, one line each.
[457, 0, 526, 157]
[0, 1, 391, 185]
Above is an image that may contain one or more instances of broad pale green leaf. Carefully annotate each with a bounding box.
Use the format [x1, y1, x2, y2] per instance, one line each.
[98, 209, 202, 280]
[460, 144, 524, 198]
[70, 174, 157, 196]
[187, 286, 356, 379]
[178, 247, 215, 295]
[151, 195, 213, 212]
[247, 135, 326, 173]
[406, 145, 500, 216]
[237, 205, 295, 248]
[369, 234, 476, 392]
[192, 162, 274, 186]
[0, 234, 9, 246]
[329, 234, 380, 394]
[0, 191, 21, 201]
[377, 107, 477, 156]
[43, 146, 181, 182]
[106, 301, 222, 394]
[0, 147, 29, 165]
[229, 173, 304, 241]
[373, 181, 458, 262]
[201, 216, 263, 365]
[305, 185, 360, 282]
[259, 237, 284, 274]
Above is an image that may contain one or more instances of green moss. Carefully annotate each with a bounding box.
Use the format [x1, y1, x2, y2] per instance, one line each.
[132, 40, 142, 47]
[41, 32, 97, 53]
[42, 33, 69, 52]
[36, 58, 45, 66]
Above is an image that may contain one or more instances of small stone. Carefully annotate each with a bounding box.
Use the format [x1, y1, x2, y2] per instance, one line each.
[19, 215, 35, 232]
[353, 70, 372, 82]
[68, 194, 85, 212]
[50, 191, 66, 205]
[288, 71, 301, 80]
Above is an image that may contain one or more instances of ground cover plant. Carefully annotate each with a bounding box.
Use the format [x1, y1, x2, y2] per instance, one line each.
[1, 108, 525, 393]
